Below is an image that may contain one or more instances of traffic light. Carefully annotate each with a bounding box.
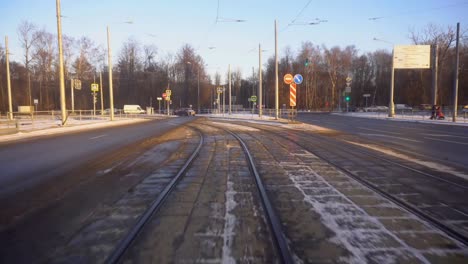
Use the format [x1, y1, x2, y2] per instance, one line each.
[345, 96, 350, 102]
[305, 58, 310, 67]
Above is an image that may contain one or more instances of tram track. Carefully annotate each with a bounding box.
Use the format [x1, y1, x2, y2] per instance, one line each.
[243, 121, 468, 247]
[105, 122, 294, 263]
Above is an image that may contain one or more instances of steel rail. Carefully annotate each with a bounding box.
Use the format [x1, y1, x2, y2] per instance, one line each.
[105, 129, 204, 264]
[224, 129, 295, 264]
[257, 126, 468, 247]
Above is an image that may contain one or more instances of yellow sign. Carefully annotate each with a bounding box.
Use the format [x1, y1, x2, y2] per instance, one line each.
[91, 83, 99, 92]
[393, 45, 430, 69]
[165, 89, 171, 96]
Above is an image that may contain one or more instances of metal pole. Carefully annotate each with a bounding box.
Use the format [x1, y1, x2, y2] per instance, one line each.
[107, 26, 115, 121]
[228, 64, 232, 115]
[431, 44, 439, 106]
[453, 22, 460, 122]
[71, 78, 74, 113]
[5, 36, 13, 120]
[197, 67, 200, 114]
[93, 92, 96, 116]
[100, 72, 104, 115]
[217, 90, 220, 114]
[223, 86, 225, 116]
[388, 48, 395, 117]
[56, 0, 67, 125]
[275, 20, 279, 119]
[259, 43, 263, 118]
[167, 99, 170, 116]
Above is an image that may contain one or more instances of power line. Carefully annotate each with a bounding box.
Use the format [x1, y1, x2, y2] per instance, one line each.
[368, 1, 468, 21]
[282, 0, 313, 31]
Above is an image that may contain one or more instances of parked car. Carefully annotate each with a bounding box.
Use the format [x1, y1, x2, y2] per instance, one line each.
[395, 104, 413, 110]
[364, 105, 388, 112]
[462, 105, 468, 113]
[419, 104, 432, 110]
[175, 108, 196, 116]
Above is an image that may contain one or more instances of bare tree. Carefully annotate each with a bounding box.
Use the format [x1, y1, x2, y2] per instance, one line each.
[18, 20, 39, 106]
[33, 28, 56, 109]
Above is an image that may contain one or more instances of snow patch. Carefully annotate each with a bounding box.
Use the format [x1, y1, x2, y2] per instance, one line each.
[210, 122, 260, 132]
[222, 177, 237, 264]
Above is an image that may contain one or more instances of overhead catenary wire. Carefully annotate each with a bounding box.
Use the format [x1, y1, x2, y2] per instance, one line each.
[368, 1, 468, 21]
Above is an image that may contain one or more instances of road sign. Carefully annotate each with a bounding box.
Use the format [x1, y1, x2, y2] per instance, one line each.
[165, 89, 171, 96]
[346, 77, 352, 83]
[217, 87, 223, 94]
[293, 74, 303, 84]
[34, 99, 38, 105]
[290, 83, 297, 107]
[157, 97, 162, 101]
[363, 94, 371, 97]
[162, 93, 167, 98]
[284, 74, 293, 84]
[166, 96, 171, 101]
[91, 83, 99, 92]
[250, 95, 257, 102]
[393, 45, 430, 69]
[345, 86, 351, 93]
[74, 79, 82, 90]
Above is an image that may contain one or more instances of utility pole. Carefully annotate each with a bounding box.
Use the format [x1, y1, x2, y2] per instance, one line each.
[431, 44, 439, 106]
[229, 64, 232, 115]
[388, 48, 395, 117]
[259, 43, 263, 118]
[275, 20, 279, 119]
[197, 67, 200, 114]
[453, 22, 460, 122]
[107, 26, 115, 121]
[5, 36, 13, 120]
[56, 0, 67, 125]
[70, 78, 74, 113]
[100, 72, 104, 115]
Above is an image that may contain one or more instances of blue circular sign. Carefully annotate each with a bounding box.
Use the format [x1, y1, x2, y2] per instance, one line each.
[293, 74, 303, 84]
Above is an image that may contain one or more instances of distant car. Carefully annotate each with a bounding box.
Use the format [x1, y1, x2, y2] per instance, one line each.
[175, 108, 196, 116]
[395, 104, 413, 110]
[462, 105, 468, 113]
[419, 104, 432, 110]
[364, 105, 387, 112]
[101, 108, 120, 115]
[123, 105, 145, 114]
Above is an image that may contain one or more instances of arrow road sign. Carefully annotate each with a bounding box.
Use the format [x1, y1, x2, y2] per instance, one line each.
[284, 74, 293, 84]
[293, 74, 303, 84]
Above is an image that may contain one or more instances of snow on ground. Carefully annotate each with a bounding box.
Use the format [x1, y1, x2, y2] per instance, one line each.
[334, 112, 468, 126]
[0, 117, 149, 143]
[345, 140, 468, 181]
[210, 121, 260, 132]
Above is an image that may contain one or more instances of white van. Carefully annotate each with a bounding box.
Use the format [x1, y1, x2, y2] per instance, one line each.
[123, 105, 145, 114]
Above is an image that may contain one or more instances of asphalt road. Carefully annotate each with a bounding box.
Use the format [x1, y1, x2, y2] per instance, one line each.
[0, 117, 195, 197]
[297, 112, 468, 169]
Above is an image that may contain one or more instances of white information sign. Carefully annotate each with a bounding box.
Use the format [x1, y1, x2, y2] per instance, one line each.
[393, 45, 430, 69]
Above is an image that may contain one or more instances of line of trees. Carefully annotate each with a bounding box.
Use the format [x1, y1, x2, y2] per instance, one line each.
[0, 21, 467, 114]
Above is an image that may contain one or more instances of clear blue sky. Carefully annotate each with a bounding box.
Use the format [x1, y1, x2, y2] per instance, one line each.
[1, 0, 467, 80]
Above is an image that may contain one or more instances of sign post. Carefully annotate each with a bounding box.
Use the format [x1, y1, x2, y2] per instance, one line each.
[164, 89, 171, 116]
[389, 45, 430, 117]
[157, 97, 162, 114]
[91, 83, 99, 117]
[284, 73, 302, 122]
[250, 95, 257, 114]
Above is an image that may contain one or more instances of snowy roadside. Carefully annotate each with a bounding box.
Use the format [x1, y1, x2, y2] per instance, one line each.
[0, 117, 151, 143]
[334, 112, 468, 126]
